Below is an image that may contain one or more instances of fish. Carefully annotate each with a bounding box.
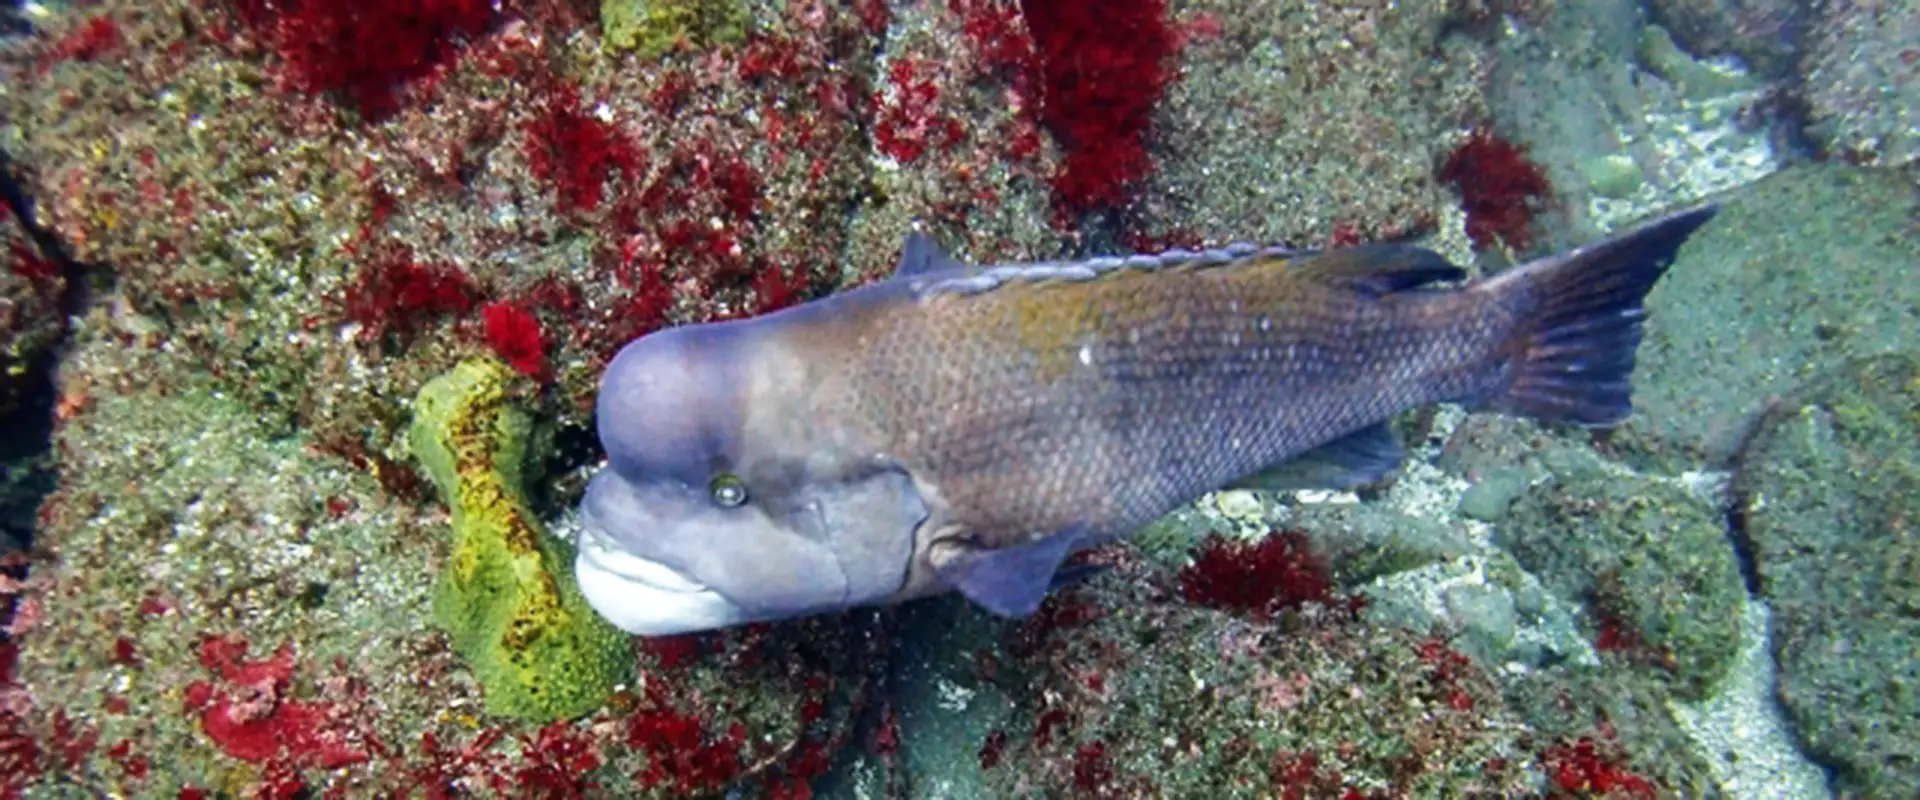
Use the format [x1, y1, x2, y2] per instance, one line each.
[572, 205, 1718, 635]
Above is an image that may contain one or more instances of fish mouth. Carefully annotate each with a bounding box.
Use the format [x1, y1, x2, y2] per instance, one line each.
[573, 520, 753, 636]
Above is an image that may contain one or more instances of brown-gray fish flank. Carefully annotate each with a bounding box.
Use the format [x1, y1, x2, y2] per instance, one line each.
[573, 205, 1716, 634]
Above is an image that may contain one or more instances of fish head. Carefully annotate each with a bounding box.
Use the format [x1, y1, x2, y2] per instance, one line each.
[574, 315, 929, 635]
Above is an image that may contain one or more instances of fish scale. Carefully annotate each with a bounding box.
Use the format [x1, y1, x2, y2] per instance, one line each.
[849, 253, 1504, 548]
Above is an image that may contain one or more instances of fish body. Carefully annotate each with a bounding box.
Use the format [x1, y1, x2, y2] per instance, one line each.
[574, 206, 1718, 635]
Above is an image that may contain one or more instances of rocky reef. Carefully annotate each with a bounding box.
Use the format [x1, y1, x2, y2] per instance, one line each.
[0, 0, 1913, 796]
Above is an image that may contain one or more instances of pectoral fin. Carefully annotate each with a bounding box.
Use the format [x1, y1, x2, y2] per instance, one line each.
[1228, 423, 1405, 492]
[929, 528, 1081, 617]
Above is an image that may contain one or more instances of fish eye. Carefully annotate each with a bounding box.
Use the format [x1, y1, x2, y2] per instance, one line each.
[708, 473, 749, 508]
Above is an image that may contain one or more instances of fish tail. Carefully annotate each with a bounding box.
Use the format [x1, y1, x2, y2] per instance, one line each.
[1472, 205, 1718, 427]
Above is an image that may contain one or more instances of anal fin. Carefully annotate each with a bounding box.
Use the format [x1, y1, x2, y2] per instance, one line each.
[1227, 423, 1405, 492]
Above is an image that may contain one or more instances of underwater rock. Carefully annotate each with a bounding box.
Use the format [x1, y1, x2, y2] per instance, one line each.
[1622, 165, 1920, 469]
[1130, 0, 1490, 253]
[0, 0, 880, 486]
[1290, 501, 1476, 587]
[839, 0, 1068, 279]
[1634, 25, 1759, 100]
[1731, 352, 1920, 796]
[7, 331, 459, 792]
[599, 0, 751, 58]
[1498, 446, 1746, 701]
[1, 330, 888, 794]
[0, 223, 63, 424]
[1646, 0, 1807, 79]
[1802, 1, 1920, 167]
[982, 561, 1537, 797]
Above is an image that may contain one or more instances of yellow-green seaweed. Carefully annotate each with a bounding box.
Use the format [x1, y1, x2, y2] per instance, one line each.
[409, 357, 631, 721]
[601, 0, 750, 58]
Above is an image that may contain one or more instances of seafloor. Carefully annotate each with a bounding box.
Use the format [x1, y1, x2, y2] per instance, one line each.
[0, 0, 1914, 798]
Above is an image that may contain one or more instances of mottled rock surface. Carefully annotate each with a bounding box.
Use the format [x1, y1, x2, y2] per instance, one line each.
[1733, 352, 1920, 797]
[1499, 448, 1746, 700]
[1623, 165, 1920, 469]
[1802, 0, 1920, 166]
[1133, 0, 1491, 255]
[1647, 0, 1809, 78]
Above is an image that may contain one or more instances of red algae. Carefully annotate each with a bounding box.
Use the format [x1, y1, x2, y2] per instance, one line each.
[641, 633, 708, 671]
[1177, 532, 1334, 618]
[873, 57, 962, 165]
[399, 728, 511, 795]
[525, 86, 645, 216]
[750, 261, 816, 314]
[1072, 741, 1114, 794]
[1541, 736, 1657, 798]
[1438, 128, 1553, 251]
[513, 722, 602, 798]
[34, 15, 121, 74]
[340, 250, 477, 341]
[1019, 0, 1179, 215]
[627, 687, 748, 794]
[6, 240, 60, 283]
[481, 301, 546, 377]
[978, 728, 1008, 770]
[228, 0, 501, 120]
[1269, 750, 1351, 800]
[183, 636, 368, 771]
[0, 642, 42, 792]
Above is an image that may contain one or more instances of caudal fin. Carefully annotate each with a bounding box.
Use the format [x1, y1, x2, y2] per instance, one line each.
[1474, 204, 1718, 427]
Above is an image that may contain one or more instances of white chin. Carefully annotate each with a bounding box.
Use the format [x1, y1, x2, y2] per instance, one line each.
[573, 528, 752, 636]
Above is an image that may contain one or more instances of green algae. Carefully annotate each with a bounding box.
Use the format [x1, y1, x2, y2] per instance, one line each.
[409, 357, 631, 722]
[601, 0, 750, 58]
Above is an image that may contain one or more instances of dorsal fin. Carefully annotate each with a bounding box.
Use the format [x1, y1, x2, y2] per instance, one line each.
[1288, 244, 1466, 295]
[897, 232, 967, 277]
[916, 242, 1303, 297]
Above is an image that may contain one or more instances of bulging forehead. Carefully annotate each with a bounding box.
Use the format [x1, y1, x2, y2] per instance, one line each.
[596, 323, 751, 484]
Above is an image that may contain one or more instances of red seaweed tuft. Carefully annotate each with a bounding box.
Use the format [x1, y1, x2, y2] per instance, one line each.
[228, 0, 500, 120]
[1020, 0, 1179, 216]
[341, 250, 476, 341]
[35, 15, 121, 74]
[1178, 532, 1333, 618]
[0, 641, 42, 791]
[978, 728, 1009, 770]
[1438, 128, 1553, 251]
[513, 722, 601, 797]
[525, 86, 645, 215]
[627, 688, 746, 793]
[1073, 740, 1114, 793]
[481, 302, 546, 377]
[1540, 736, 1657, 798]
[872, 57, 960, 165]
[183, 636, 368, 772]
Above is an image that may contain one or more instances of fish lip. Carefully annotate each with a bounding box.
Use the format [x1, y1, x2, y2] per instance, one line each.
[572, 518, 754, 635]
[573, 519, 710, 594]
